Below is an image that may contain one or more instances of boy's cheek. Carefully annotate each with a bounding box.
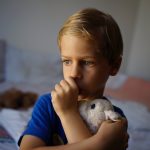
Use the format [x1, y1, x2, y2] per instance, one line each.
[63, 69, 69, 79]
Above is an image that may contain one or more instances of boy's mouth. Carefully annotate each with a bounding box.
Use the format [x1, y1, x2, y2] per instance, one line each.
[78, 88, 81, 95]
[77, 86, 82, 94]
[78, 88, 84, 95]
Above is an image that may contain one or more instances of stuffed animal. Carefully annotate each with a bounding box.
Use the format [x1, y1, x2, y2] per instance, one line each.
[78, 98, 121, 134]
[0, 88, 38, 109]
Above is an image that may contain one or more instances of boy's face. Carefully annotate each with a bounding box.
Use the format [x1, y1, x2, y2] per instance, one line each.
[60, 35, 116, 100]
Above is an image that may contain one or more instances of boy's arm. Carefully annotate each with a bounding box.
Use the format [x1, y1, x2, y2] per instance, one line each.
[59, 108, 92, 143]
[51, 77, 92, 143]
[20, 119, 129, 150]
[20, 134, 102, 150]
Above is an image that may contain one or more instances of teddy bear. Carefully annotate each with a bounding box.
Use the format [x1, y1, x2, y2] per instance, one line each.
[0, 88, 38, 109]
[78, 98, 121, 134]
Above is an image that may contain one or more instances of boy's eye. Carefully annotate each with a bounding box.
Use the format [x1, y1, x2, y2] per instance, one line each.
[82, 60, 94, 66]
[62, 60, 71, 65]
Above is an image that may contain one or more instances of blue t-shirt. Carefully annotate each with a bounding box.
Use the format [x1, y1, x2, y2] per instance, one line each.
[18, 93, 125, 146]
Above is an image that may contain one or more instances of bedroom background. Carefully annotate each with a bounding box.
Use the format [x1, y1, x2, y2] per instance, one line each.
[0, 0, 150, 81]
[0, 0, 150, 150]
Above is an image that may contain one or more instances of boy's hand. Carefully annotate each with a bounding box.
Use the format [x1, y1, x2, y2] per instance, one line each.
[51, 77, 79, 117]
[96, 118, 129, 150]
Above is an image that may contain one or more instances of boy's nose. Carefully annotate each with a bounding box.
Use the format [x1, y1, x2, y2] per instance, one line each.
[70, 64, 82, 79]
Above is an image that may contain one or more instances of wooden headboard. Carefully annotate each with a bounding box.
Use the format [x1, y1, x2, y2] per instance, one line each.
[0, 40, 6, 82]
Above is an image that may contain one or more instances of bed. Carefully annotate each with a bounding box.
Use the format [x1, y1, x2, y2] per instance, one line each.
[0, 40, 150, 150]
[105, 74, 150, 150]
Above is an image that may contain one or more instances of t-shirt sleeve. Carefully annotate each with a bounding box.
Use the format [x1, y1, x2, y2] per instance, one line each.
[18, 94, 53, 146]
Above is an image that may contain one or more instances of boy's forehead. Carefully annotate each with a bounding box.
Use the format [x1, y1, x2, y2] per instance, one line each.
[61, 54, 97, 59]
[60, 46, 101, 58]
[60, 35, 102, 57]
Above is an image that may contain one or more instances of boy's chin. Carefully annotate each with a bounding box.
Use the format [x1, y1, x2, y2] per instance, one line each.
[77, 90, 93, 101]
[77, 93, 89, 101]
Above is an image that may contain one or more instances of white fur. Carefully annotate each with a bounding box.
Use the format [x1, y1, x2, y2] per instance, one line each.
[79, 99, 121, 133]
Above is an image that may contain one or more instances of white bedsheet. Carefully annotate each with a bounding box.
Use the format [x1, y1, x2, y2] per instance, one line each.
[0, 142, 18, 150]
[0, 108, 33, 143]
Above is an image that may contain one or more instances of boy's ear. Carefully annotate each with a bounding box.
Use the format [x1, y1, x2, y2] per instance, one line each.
[110, 56, 122, 76]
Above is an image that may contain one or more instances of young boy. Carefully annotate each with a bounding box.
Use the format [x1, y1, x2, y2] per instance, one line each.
[19, 8, 129, 150]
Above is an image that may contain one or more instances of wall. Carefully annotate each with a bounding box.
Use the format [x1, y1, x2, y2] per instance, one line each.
[0, 0, 140, 74]
[127, 0, 150, 80]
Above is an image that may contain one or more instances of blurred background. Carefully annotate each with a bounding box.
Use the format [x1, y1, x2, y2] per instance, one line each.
[0, 0, 150, 81]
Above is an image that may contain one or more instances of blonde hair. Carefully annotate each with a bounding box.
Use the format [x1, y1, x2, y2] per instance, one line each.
[58, 8, 123, 63]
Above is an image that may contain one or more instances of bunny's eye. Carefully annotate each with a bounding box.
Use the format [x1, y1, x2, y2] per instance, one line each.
[91, 103, 95, 109]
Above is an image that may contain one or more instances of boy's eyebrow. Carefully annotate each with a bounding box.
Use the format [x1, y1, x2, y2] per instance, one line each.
[61, 56, 96, 59]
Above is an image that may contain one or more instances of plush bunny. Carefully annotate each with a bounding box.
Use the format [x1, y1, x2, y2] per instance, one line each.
[78, 98, 121, 134]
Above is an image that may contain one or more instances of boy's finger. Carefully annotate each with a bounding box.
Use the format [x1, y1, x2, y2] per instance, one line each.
[119, 118, 128, 131]
[60, 80, 70, 91]
[51, 90, 57, 101]
[55, 84, 63, 94]
[65, 77, 79, 91]
[108, 117, 128, 130]
[102, 119, 126, 131]
[103, 120, 113, 124]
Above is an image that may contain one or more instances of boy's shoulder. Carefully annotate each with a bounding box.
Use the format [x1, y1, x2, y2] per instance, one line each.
[34, 93, 53, 113]
[36, 93, 52, 104]
[38, 93, 51, 100]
